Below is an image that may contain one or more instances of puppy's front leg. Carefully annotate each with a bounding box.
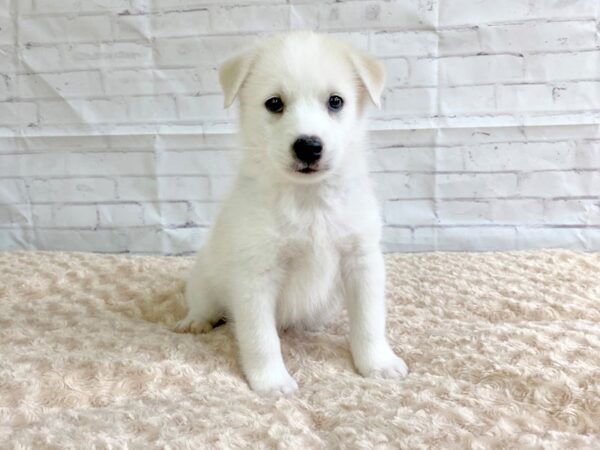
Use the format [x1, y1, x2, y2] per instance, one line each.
[343, 246, 408, 378]
[232, 287, 298, 395]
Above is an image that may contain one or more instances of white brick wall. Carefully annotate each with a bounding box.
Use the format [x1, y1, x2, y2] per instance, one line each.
[1, 0, 600, 254]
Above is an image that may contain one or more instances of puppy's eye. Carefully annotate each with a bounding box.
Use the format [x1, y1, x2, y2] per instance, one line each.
[328, 95, 344, 112]
[265, 97, 284, 113]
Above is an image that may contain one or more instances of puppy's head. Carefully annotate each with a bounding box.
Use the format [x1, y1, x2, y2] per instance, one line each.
[219, 32, 385, 184]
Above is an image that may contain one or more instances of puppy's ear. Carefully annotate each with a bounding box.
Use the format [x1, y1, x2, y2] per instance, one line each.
[348, 49, 386, 108]
[219, 49, 257, 108]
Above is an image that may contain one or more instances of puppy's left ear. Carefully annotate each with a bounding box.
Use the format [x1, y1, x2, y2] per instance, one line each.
[219, 49, 257, 108]
[348, 50, 386, 108]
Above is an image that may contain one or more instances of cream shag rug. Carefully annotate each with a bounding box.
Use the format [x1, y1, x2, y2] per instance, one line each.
[1, 250, 600, 449]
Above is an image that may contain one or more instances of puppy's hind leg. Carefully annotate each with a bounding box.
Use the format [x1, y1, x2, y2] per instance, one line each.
[175, 275, 222, 334]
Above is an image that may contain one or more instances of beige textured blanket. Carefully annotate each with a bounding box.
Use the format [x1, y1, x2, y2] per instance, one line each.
[1, 250, 599, 449]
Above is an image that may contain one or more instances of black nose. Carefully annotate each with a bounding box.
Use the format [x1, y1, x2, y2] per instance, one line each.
[293, 135, 322, 164]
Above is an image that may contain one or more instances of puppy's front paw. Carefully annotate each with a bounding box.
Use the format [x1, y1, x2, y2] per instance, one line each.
[247, 368, 299, 396]
[174, 316, 214, 334]
[355, 349, 409, 379]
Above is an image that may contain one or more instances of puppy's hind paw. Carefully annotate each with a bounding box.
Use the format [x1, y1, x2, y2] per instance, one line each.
[174, 316, 214, 334]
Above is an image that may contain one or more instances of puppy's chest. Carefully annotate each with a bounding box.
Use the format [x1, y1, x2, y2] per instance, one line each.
[275, 212, 346, 326]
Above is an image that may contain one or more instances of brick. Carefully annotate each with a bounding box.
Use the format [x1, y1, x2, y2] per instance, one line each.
[438, 28, 481, 56]
[480, 20, 598, 53]
[63, 43, 153, 70]
[80, 0, 131, 11]
[0, 75, 13, 101]
[574, 141, 600, 168]
[0, 102, 37, 126]
[462, 142, 578, 171]
[383, 59, 410, 87]
[143, 201, 190, 226]
[98, 203, 144, 227]
[383, 200, 436, 225]
[488, 199, 545, 225]
[439, 55, 525, 85]
[209, 175, 235, 201]
[316, 1, 437, 30]
[371, 31, 438, 57]
[438, 21, 596, 56]
[552, 82, 600, 111]
[28, 178, 116, 202]
[0, 47, 16, 75]
[518, 171, 600, 197]
[0, 17, 13, 46]
[414, 227, 517, 251]
[209, 5, 299, 33]
[327, 32, 369, 52]
[17, 71, 103, 99]
[114, 14, 151, 40]
[188, 201, 220, 226]
[33, 229, 132, 253]
[497, 84, 554, 113]
[126, 96, 177, 122]
[39, 99, 128, 125]
[436, 200, 491, 225]
[23, 0, 130, 14]
[527, 51, 600, 82]
[165, 227, 209, 255]
[154, 35, 258, 66]
[127, 227, 209, 255]
[0, 153, 67, 177]
[0, 179, 28, 203]
[381, 227, 412, 253]
[20, 46, 62, 72]
[439, 0, 596, 26]
[384, 88, 436, 116]
[130, 0, 285, 12]
[152, 10, 210, 37]
[436, 173, 519, 198]
[109, 135, 157, 150]
[407, 58, 437, 86]
[106, 68, 219, 96]
[157, 150, 239, 175]
[371, 147, 436, 172]
[177, 95, 229, 121]
[117, 176, 210, 201]
[543, 199, 600, 225]
[66, 152, 155, 176]
[54, 204, 98, 227]
[515, 227, 593, 251]
[0, 203, 33, 226]
[31, 205, 53, 227]
[0, 229, 35, 251]
[19, 16, 112, 44]
[10, 135, 110, 151]
[375, 173, 434, 200]
[0, 137, 19, 153]
[440, 85, 497, 115]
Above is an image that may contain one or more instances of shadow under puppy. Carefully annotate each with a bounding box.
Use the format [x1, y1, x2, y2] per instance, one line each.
[176, 31, 408, 395]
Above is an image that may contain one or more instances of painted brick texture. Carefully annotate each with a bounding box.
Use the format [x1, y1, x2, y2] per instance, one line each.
[1, 0, 599, 254]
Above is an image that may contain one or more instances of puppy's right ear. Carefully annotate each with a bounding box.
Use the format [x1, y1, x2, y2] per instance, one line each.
[219, 49, 257, 108]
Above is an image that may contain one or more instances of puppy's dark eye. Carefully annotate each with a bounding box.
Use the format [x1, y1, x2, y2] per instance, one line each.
[265, 97, 284, 113]
[328, 95, 344, 112]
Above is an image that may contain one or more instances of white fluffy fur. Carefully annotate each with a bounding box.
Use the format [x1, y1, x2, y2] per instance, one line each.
[176, 32, 407, 394]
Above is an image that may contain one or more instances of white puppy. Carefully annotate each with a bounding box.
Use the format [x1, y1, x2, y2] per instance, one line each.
[176, 32, 408, 395]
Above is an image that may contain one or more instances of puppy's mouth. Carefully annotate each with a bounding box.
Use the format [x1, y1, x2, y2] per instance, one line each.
[293, 162, 324, 175]
[298, 166, 318, 174]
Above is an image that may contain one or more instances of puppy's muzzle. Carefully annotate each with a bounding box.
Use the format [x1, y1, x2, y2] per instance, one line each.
[293, 135, 322, 166]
